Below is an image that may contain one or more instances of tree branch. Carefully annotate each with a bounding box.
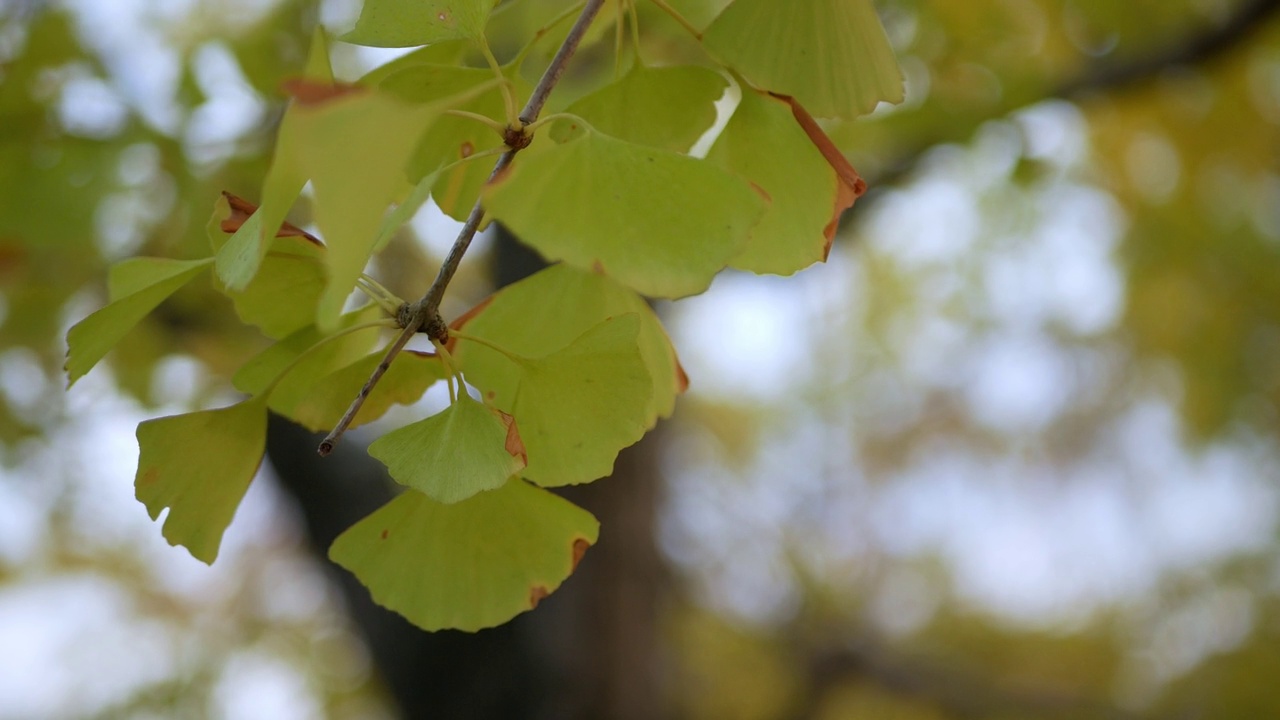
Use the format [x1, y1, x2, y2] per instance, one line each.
[789, 636, 1148, 720]
[319, 0, 608, 456]
[1057, 0, 1280, 98]
[862, 0, 1280, 192]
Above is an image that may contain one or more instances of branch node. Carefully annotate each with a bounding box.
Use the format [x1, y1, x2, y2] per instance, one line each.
[503, 124, 533, 150]
[395, 302, 414, 329]
[423, 314, 449, 343]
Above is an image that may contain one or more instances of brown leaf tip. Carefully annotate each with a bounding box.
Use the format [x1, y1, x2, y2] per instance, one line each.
[571, 537, 592, 571]
[529, 585, 550, 609]
[281, 78, 364, 106]
[675, 358, 690, 394]
[219, 191, 323, 246]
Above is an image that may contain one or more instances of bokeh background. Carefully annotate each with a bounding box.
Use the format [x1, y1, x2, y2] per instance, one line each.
[3, 0, 1280, 718]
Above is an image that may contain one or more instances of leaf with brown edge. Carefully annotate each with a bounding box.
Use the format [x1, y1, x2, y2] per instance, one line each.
[329, 479, 599, 632]
[453, 314, 653, 487]
[206, 193, 327, 339]
[217, 191, 321, 246]
[280, 78, 367, 106]
[776, 93, 868, 198]
[780, 95, 867, 255]
[708, 89, 863, 274]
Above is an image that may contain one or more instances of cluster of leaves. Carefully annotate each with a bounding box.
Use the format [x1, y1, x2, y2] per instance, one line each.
[64, 0, 903, 631]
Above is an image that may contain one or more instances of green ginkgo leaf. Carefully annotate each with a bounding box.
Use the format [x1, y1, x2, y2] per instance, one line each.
[484, 129, 765, 298]
[65, 257, 212, 385]
[552, 63, 728, 153]
[451, 263, 686, 421]
[289, 89, 443, 329]
[369, 391, 525, 503]
[135, 396, 268, 564]
[458, 314, 652, 486]
[343, 0, 498, 47]
[232, 307, 384, 417]
[708, 88, 853, 274]
[407, 67, 530, 220]
[329, 479, 598, 631]
[215, 30, 332, 292]
[702, 0, 904, 119]
[285, 350, 445, 432]
[206, 194, 327, 338]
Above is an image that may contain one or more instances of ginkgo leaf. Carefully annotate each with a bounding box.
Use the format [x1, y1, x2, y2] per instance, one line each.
[134, 396, 268, 564]
[215, 31, 332, 292]
[288, 350, 445, 432]
[702, 0, 904, 119]
[65, 257, 212, 385]
[369, 391, 525, 503]
[708, 88, 859, 274]
[207, 193, 327, 338]
[343, 0, 498, 47]
[450, 263, 686, 421]
[232, 307, 384, 418]
[458, 314, 652, 486]
[483, 128, 765, 298]
[329, 479, 598, 631]
[407, 67, 530, 220]
[551, 63, 727, 153]
[286, 86, 443, 329]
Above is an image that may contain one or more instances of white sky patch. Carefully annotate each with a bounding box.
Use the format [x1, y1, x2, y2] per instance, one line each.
[213, 650, 325, 720]
[0, 574, 178, 718]
[672, 273, 814, 401]
[185, 41, 268, 165]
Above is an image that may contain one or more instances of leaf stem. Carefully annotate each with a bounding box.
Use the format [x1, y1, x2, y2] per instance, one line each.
[444, 109, 508, 135]
[647, 0, 701, 40]
[319, 0, 608, 456]
[434, 339, 459, 403]
[356, 274, 404, 315]
[478, 36, 520, 128]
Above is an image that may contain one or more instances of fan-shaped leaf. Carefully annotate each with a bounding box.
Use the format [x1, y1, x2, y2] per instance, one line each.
[65, 257, 212, 385]
[702, 0, 904, 119]
[330, 480, 598, 631]
[552, 63, 727, 153]
[484, 129, 765, 298]
[458, 314, 651, 486]
[369, 391, 525, 503]
[134, 397, 268, 564]
[207, 193, 327, 338]
[214, 31, 332, 292]
[450, 264, 686, 420]
[709, 88, 859, 274]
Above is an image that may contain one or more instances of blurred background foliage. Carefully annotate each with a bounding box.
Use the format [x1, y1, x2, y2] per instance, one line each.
[2, 0, 1280, 718]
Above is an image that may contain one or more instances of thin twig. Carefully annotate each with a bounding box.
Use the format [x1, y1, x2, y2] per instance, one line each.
[319, 0, 608, 456]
